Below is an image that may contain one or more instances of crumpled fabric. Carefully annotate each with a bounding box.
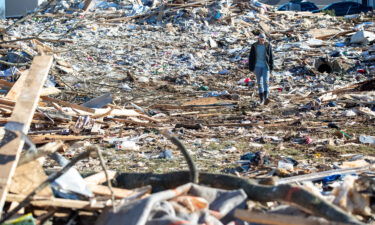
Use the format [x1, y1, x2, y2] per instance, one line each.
[96, 183, 248, 225]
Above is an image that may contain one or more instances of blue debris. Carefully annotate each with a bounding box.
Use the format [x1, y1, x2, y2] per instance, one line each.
[240, 152, 256, 161]
[0, 67, 19, 77]
[335, 42, 346, 47]
[240, 151, 269, 166]
[218, 69, 229, 75]
[327, 101, 337, 107]
[214, 11, 222, 20]
[203, 91, 229, 97]
[5, 52, 31, 64]
[322, 174, 342, 185]
[159, 150, 173, 159]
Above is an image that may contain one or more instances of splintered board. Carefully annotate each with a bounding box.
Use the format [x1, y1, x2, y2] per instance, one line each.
[0, 55, 53, 212]
[307, 29, 352, 40]
[10, 160, 53, 197]
[182, 97, 237, 106]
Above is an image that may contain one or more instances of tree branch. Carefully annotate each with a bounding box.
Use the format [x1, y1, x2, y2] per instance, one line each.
[116, 171, 364, 225]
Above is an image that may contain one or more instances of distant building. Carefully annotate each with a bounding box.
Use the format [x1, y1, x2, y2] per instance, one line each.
[0, 0, 45, 19]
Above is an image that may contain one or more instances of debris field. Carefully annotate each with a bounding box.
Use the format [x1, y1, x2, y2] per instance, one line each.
[0, 0, 374, 225]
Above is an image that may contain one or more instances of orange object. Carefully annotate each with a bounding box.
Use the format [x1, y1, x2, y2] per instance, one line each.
[173, 195, 209, 212]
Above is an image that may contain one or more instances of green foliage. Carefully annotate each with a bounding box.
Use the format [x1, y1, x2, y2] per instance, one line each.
[322, 9, 336, 16]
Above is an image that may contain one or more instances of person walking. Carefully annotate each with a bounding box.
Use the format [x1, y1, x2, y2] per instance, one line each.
[248, 33, 274, 105]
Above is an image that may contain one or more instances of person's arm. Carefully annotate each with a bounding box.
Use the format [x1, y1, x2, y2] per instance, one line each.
[248, 45, 256, 72]
[268, 44, 274, 72]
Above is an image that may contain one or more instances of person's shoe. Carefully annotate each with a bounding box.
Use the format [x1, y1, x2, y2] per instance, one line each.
[264, 91, 270, 105]
[259, 92, 265, 105]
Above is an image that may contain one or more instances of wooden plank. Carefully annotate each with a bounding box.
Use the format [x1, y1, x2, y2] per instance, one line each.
[18, 141, 63, 166]
[87, 183, 134, 199]
[5, 69, 59, 100]
[0, 97, 16, 106]
[259, 21, 270, 35]
[83, 0, 94, 11]
[30, 134, 102, 144]
[34, 209, 58, 224]
[308, 28, 339, 39]
[33, 209, 80, 218]
[6, 70, 29, 101]
[0, 55, 53, 212]
[170, 111, 200, 116]
[90, 123, 103, 134]
[196, 113, 222, 118]
[0, 104, 14, 111]
[0, 108, 12, 114]
[0, 79, 14, 88]
[40, 87, 61, 96]
[0, 44, 22, 49]
[84, 170, 117, 184]
[182, 97, 237, 107]
[108, 118, 154, 127]
[41, 96, 95, 113]
[307, 29, 353, 41]
[205, 123, 252, 127]
[151, 104, 228, 110]
[10, 160, 53, 197]
[316, 30, 353, 41]
[0, 118, 53, 124]
[234, 209, 351, 225]
[6, 194, 106, 210]
[32, 39, 54, 53]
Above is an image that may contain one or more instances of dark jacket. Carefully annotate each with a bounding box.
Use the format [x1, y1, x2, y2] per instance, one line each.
[248, 41, 274, 72]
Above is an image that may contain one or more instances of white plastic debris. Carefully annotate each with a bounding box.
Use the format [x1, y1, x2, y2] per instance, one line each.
[248, 142, 263, 148]
[121, 83, 132, 91]
[278, 160, 294, 171]
[306, 38, 323, 46]
[138, 76, 150, 83]
[350, 31, 375, 44]
[354, 22, 374, 31]
[116, 140, 140, 151]
[209, 37, 218, 48]
[359, 135, 375, 145]
[52, 154, 93, 198]
[343, 109, 357, 117]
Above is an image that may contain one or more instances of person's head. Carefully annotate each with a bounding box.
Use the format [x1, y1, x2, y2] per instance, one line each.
[258, 33, 266, 44]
